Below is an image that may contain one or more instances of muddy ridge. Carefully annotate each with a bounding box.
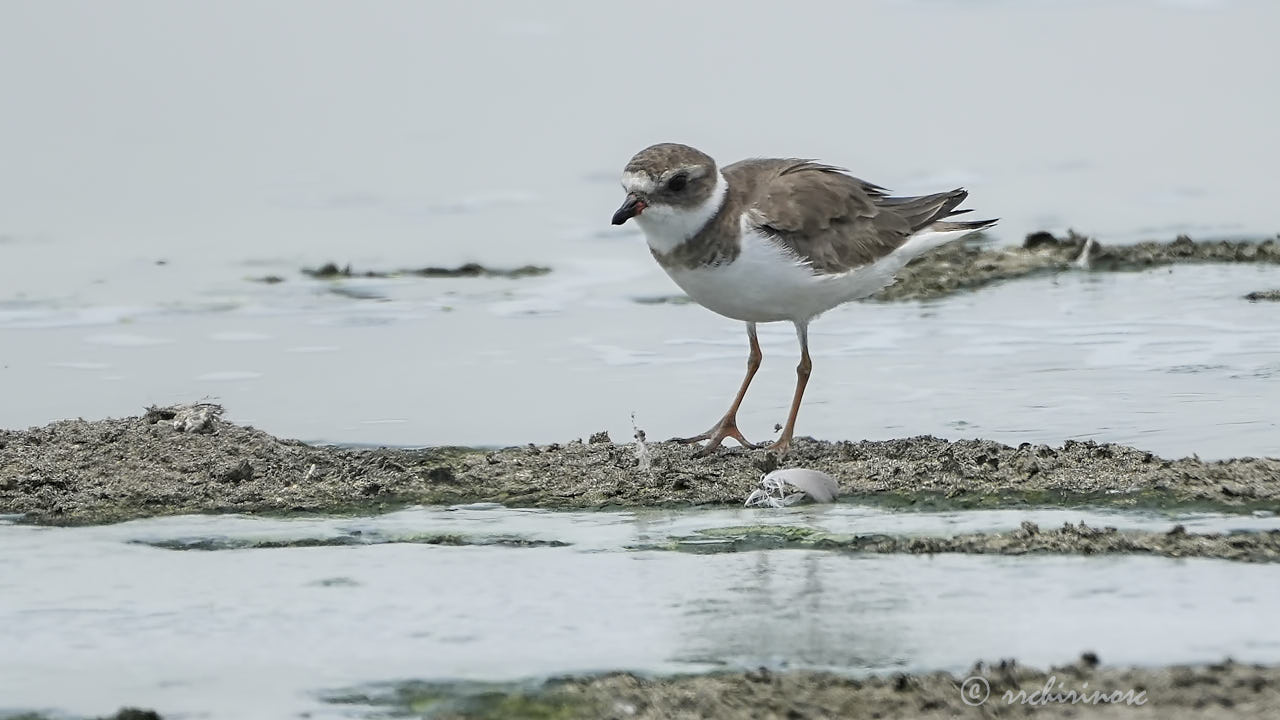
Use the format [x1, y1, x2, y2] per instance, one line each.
[299, 261, 550, 280]
[878, 231, 1280, 301]
[22, 657, 1280, 719]
[334, 655, 1280, 720]
[653, 521, 1280, 563]
[2, 404, 1278, 525]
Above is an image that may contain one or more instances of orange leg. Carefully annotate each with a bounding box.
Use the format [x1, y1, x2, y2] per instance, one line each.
[675, 323, 762, 456]
[765, 322, 811, 455]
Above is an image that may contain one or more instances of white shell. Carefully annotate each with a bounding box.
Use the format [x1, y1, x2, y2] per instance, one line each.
[744, 468, 840, 507]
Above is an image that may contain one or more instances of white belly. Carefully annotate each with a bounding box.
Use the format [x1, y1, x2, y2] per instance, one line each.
[661, 230, 882, 322]
[659, 226, 973, 323]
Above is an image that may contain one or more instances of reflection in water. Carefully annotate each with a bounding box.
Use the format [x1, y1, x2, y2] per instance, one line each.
[676, 551, 917, 674]
[3, 509, 1280, 718]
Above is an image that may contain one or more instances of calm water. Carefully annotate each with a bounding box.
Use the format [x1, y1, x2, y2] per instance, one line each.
[3, 263, 1278, 459]
[2, 506, 1279, 718]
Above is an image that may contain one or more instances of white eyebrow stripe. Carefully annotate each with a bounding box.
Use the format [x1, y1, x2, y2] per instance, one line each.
[621, 171, 656, 194]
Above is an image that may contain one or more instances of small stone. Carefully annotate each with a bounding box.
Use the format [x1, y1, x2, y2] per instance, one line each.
[216, 459, 254, 484]
[171, 404, 223, 434]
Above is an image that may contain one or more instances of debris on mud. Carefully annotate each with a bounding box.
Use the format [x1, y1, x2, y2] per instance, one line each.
[3, 405, 1279, 525]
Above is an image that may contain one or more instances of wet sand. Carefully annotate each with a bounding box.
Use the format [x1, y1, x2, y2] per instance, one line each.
[3, 404, 1277, 530]
[23, 657, 1280, 719]
[329, 655, 1279, 720]
[650, 521, 1280, 563]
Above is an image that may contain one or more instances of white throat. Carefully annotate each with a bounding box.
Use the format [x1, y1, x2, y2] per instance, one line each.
[635, 171, 729, 254]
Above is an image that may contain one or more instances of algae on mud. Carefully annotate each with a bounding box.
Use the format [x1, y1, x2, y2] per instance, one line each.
[2, 404, 1279, 526]
[877, 231, 1280, 301]
[646, 520, 1280, 563]
[132, 532, 568, 552]
[329, 655, 1280, 720]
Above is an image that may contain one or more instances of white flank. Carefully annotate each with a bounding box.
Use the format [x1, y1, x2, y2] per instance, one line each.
[666, 222, 976, 323]
[633, 171, 729, 254]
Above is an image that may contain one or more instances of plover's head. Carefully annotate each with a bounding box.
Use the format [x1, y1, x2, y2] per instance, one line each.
[612, 143, 727, 248]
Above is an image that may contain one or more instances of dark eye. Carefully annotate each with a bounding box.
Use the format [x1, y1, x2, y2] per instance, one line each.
[667, 173, 688, 192]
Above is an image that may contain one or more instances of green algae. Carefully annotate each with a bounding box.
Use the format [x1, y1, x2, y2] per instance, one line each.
[639, 521, 1280, 563]
[324, 679, 598, 720]
[132, 532, 567, 552]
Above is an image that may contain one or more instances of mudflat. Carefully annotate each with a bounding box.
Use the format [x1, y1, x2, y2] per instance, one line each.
[330, 655, 1279, 720]
[3, 404, 1277, 529]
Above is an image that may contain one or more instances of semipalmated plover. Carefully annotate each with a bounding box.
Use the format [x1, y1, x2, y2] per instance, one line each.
[612, 143, 995, 455]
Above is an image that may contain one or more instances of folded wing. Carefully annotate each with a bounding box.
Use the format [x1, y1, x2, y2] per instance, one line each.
[731, 159, 977, 275]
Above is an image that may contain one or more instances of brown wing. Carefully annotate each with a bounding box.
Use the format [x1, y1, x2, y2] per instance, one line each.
[728, 159, 970, 274]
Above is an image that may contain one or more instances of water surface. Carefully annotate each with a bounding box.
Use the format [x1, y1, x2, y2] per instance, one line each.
[2, 506, 1278, 718]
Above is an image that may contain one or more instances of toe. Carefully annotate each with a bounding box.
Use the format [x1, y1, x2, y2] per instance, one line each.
[692, 437, 726, 458]
[673, 434, 709, 444]
[763, 439, 792, 455]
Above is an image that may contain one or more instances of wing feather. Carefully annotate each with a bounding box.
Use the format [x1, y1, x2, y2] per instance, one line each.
[727, 159, 974, 274]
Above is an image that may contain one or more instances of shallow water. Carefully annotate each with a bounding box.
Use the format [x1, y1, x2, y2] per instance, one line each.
[4, 263, 1279, 461]
[2, 506, 1280, 718]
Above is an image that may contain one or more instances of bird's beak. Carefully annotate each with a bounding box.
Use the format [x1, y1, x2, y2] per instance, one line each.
[611, 193, 646, 225]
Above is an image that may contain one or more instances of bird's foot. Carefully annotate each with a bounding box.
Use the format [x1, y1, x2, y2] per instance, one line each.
[674, 418, 758, 457]
[761, 436, 793, 456]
